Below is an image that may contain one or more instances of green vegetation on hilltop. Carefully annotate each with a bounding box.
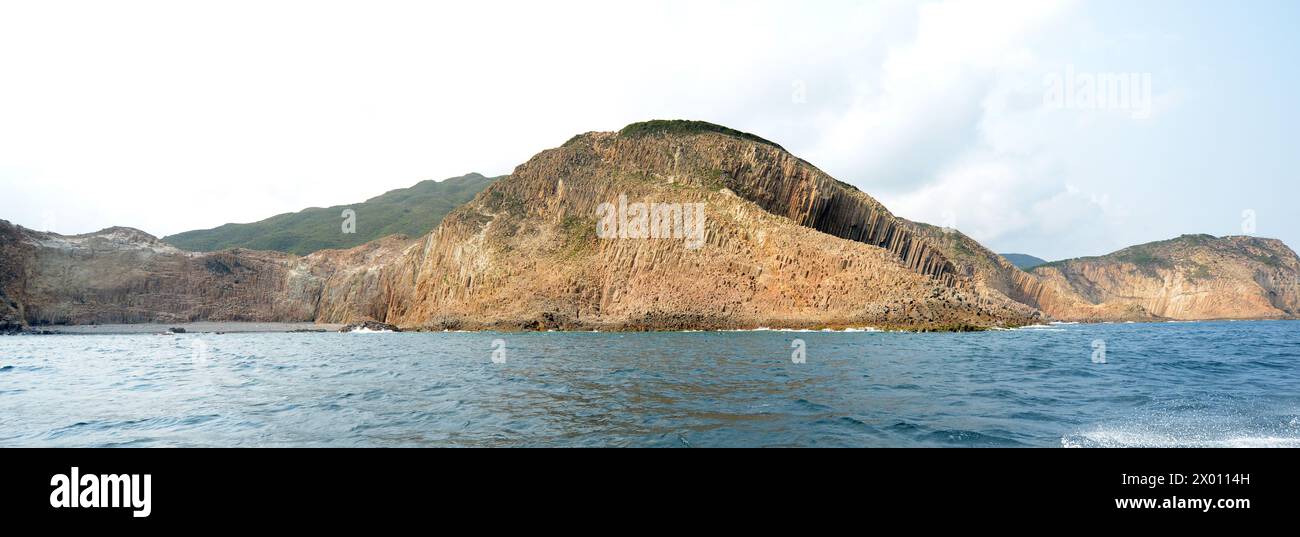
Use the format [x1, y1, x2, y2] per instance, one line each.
[1113, 245, 1168, 268]
[164, 173, 500, 256]
[1034, 234, 1261, 274]
[618, 120, 785, 151]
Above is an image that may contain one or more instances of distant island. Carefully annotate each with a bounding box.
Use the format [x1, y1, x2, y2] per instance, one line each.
[1001, 254, 1048, 270]
[3, 120, 1297, 334]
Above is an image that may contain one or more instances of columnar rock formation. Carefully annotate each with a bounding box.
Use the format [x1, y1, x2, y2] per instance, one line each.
[602, 125, 962, 286]
[1030, 235, 1300, 320]
[899, 220, 1300, 322]
[0, 123, 1043, 331]
[2, 121, 1297, 331]
[901, 221, 1164, 322]
[379, 127, 1039, 330]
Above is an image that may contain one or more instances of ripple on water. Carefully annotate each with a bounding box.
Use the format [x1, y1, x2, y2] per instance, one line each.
[2, 321, 1298, 447]
[919, 429, 1028, 447]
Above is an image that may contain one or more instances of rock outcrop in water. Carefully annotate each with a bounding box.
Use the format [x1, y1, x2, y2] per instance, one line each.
[339, 320, 401, 333]
[3, 121, 1297, 329]
[0, 122, 1044, 331]
[379, 122, 1040, 330]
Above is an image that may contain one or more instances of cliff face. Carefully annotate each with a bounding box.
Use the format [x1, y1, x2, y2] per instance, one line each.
[1030, 235, 1300, 321]
[2, 121, 1042, 331]
[0, 283, 23, 333]
[607, 123, 961, 286]
[0, 221, 31, 332]
[6, 121, 1296, 330]
[380, 128, 1041, 330]
[900, 221, 1163, 322]
[308, 235, 417, 324]
[888, 229, 1300, 323]
[0, 220, 405, 326]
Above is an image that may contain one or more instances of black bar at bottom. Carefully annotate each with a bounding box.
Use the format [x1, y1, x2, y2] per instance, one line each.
[1, 448, 1288, 527]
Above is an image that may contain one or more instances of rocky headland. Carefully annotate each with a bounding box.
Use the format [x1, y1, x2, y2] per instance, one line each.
[3, 121, 1296, 332]
[380, 122, 1041, 331]
[1030, 235, 1300, 321]
[0, 219, 411, 328]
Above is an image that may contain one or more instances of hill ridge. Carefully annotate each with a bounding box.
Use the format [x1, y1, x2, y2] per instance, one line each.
[163, 173, 500, 256]
[4, 120, 1298, 330]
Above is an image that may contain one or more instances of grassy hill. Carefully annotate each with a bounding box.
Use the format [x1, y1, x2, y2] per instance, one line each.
[164, 173, 500, 256]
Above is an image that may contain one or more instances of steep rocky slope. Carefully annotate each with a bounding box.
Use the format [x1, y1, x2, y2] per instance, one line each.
[613, 121, 962, 286]
[0, 282, 23, 333]
[379, 123, 1042, 330]
[1, 221, 36, 331]
[7, 121, 1295, 330]
[0, 219, 407, 327]
[900, 221, 1163, 322]
[1031, 235, 1300, 320]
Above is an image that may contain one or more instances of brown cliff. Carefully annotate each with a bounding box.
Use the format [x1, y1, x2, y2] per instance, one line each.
[900, 220, 1163, 322]
[0, 219, 406, 327]
[6, 121, 1296, 330]
[379, 125, 1041, 330]
[608, 122, 962, 286]
[902, 222, 1300, 322]
[1030, 235, 1300, 320]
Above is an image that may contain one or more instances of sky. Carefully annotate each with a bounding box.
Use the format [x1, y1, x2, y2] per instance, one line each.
[1, 0, 1296, 261]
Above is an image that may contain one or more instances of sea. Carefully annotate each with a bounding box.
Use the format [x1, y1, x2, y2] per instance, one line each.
[2, 320, 1297, 447]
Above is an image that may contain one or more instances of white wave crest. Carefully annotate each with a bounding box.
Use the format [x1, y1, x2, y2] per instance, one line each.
[345, 327, 395, 334]
[1062, 428, 1300, 448]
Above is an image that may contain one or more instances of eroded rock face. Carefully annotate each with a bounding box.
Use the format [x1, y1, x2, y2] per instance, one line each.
[302, 235, 417, 325]
[900, 221, 1164, 323]
[6, 124, 1295, 330]
[0, 295, 21, 333]
[901, 221, 1300, 322]
[586, 131, 963, 286]
[1029, 235, 1300, 321]
[380, 130, 1041, 330]
[0, 220, 405, 327]
[0, 221, 31, 331]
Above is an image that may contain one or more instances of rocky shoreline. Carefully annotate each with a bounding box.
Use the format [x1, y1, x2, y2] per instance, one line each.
[8, 322, 345, 335]
[2, 121, 1297, 334]
[10, 318, 1292, 337]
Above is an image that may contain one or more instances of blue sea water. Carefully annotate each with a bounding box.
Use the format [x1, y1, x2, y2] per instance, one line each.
[1, 321, 1298, 447]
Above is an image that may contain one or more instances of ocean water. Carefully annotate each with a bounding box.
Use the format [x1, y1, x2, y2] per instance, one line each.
[1, 321, 1298, 448]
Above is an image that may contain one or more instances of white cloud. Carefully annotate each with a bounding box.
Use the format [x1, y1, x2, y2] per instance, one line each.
[0, 0, 1205, 260]
[803, 0, 1076, 191]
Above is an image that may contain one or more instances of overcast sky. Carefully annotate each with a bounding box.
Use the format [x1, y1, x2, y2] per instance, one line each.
[1, 0, 1296, 260]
